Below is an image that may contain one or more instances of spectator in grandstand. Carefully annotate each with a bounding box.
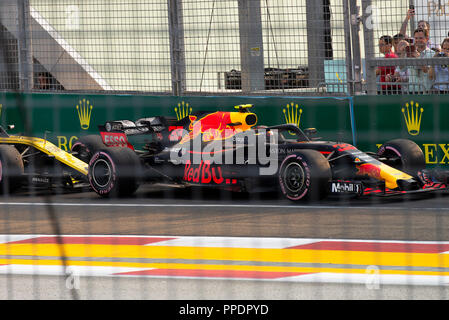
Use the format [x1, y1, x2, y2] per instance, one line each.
[376, 35, 399, 94]
[418, 20, 441, 51]
[429, 38, 449, 93]
[392, 33, 405, 53]
[406, 28, 434, 93]
[388, 40, 410, 92]
[400, 8, 441, 51]
[399, 7, 415, 37]
[35, 72, 49, 90]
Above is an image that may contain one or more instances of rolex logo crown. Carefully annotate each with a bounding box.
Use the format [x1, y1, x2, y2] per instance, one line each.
[76, 99, 93, 130]
[174, 101, 192, 121]
[401, 101, 423, 136]
[283, 102, 303, 127]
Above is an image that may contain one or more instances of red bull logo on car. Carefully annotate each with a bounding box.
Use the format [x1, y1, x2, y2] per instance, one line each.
[183, 160, 237, 185]
[356, 163, 382, 180]
[179, 111, 258, 145]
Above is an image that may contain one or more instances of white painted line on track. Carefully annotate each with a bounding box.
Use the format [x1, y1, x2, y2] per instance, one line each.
[1, 201, 449, 211]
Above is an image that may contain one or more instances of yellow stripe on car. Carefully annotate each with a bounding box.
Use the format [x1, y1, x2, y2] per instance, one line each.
[0, 136, 88, 176]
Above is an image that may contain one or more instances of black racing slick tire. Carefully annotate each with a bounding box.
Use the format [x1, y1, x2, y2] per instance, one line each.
[377, 139, 425, 176]
[278, 150, 331, 201]
[0, 145, 24, 194]
[88, 147, 141, 197]
[71, 135, 105, 164]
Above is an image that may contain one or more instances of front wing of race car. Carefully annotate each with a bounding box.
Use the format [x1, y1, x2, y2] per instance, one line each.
[328, 170, 449, 197]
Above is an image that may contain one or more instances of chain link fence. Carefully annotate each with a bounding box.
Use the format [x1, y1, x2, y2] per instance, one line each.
[2, 0, 449, 302]
[363, 0, 449, 95]
[3, 0, 449, 96]
[0, 0, 355, 96]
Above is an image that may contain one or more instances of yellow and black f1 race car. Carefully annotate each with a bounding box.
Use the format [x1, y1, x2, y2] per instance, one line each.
[0, 125, 91, 193]
[84, 105, 449, 201]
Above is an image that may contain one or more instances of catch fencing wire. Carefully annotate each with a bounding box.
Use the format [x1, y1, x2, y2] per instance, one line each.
[0, 0, 353, 96]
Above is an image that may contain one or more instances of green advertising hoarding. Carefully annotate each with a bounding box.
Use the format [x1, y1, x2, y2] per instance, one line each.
[2, 92, 448, 169]
[0, 93, 353, 152]
[353, 95, 449, 167]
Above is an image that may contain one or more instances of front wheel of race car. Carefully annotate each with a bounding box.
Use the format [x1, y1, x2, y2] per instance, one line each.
[377, 139, 425, 176]
[0, 145, 24, 194]
[278, 150, 331, 201]
[88, 147, 141, 197]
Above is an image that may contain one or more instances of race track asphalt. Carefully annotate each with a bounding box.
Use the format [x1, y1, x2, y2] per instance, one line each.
[1, 184, 449, 300]
[0, 184, 448, 241]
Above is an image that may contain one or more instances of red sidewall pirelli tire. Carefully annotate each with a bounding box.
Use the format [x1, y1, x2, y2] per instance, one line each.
[278, 150, 331, 202]
[88, 147, 141, 197]
[0, 145, 24, 194]
[377, 139, 425, 176]
[71, 135, 105, 164]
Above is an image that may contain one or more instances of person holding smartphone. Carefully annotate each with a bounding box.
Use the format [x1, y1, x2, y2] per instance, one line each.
[389, 40, 411, 93]
[429, 38, 449, 93]
[406, 28, 434, 94]
[376, 35, 399, 94]
[399, 6, 441, 52]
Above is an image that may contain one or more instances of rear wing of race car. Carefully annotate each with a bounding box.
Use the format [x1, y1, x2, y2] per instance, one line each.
[98, 116, 182, 149]
[100, 116, 171, 136]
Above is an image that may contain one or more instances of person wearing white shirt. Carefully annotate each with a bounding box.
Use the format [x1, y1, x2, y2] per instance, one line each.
[429, 38, 449, 93]
[406, 28, 434, 93]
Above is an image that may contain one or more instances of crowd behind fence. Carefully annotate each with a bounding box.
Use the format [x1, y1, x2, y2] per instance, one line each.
[1, 0, 449, 96]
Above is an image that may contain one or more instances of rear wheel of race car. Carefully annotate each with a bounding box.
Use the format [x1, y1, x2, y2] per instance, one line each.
[88, 147, 141, 197]
[377, 139, 425, 176]
[0, 145, 24, 194]
[278, 150, 331, 201]
[71, 135, 105, 164]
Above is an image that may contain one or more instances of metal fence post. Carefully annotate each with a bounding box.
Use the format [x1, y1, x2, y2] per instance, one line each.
[306, 0, 327, 89]
[17, 0, 33, 92]
[168, 0, 186, 96]
[238, 0, 265, 93]
[343, 0, 354, 95]
[350, 0, 363, 94]
[361, 0, 377, 95]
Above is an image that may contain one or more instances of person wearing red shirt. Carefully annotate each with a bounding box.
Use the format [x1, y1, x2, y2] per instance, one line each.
[376, 35, 400, 94]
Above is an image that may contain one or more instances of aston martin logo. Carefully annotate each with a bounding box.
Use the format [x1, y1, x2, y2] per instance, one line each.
[174, 101, 192, 120]
[283, 102, 303, 127]
[76, 99, 93, 130]
[402, 101, 423, 136]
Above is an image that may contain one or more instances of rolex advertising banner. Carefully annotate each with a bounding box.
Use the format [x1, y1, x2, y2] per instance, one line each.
[353, 95, 449, 168]
[0, 93, 353, 152]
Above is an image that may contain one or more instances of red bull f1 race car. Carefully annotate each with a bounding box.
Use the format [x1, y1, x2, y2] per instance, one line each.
[83, 104, 449, 201]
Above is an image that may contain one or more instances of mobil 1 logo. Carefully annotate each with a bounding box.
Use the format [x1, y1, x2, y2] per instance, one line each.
[329, 181, 363, 195]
